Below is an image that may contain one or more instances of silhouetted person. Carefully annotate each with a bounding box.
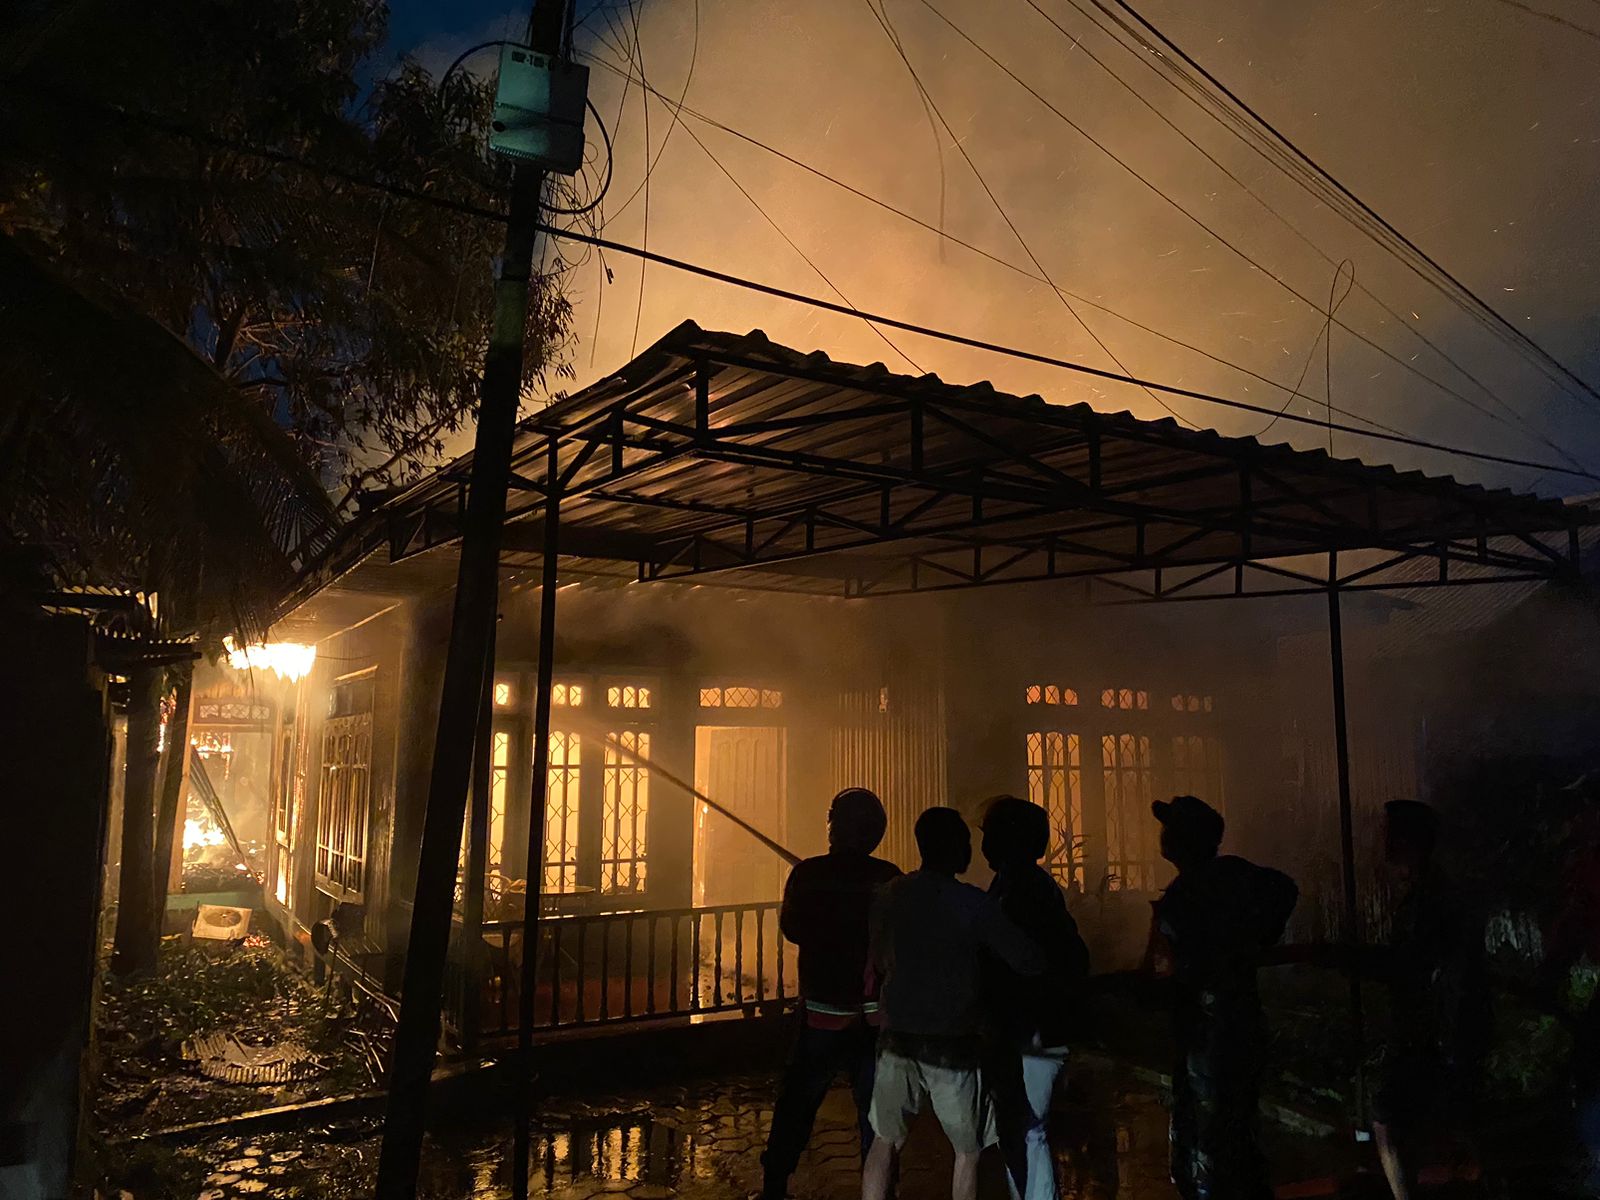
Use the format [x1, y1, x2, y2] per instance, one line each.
[761, 788, 902, 1200]
[1146, 795, 1297, 1200]
[980, 796, 1091, 1200]
[1545, 791, 1600, 1194]
[863, 807, 1045, 1200]
[1369, 799, 1488, 1200]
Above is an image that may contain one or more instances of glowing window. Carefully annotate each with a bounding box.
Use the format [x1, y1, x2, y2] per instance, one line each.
[878, 686, 890, 714]
[1172, 735, 1226, 811]
[1171, 693, 1215, 714]
[552, 682, 584, 707]
[488, 731, 510, 879]
[1101, 687, 1147, 711]
[316, 710, 372, 901]
[602, 731, 650, 894]
[1025, 731, 1083, 890]
[493, 681, 512, 707]
[544, 732, 581, 894]
[700, 685, 782, 710]
[1102, 732, 1154, 892]
[1026, 684, 1079, 706]
[607, 684, 651, 709]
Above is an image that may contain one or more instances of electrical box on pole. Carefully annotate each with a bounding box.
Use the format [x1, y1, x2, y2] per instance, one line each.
[489, 46, 589, 174]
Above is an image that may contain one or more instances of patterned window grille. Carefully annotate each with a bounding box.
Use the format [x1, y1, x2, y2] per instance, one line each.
[1025, 731, 1083, 889]
[601, 730, 650, 894]
[272, 717, 297, 907]
[1172, 735, 1226, 811]
[1025, 684, 1079, 706]
[543, 731, 582, 893]
[1101, 687, 1149, 711]
[553, 682, 583, 707]
[493, 681, 512, 707]
[1102, 732, 1154, 891]
[1170, 693, 1214, 714]
[699, 685, 783, 709]
[606, 684, 651, 709]
[488, 730, 510, 877]
[316, 711, 372, 900]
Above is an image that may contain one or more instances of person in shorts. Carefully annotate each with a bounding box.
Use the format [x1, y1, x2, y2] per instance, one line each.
[862, 807, 1045, 1200]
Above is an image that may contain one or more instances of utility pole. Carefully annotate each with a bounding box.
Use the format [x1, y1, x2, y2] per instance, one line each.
[373, 0, 571, 1192]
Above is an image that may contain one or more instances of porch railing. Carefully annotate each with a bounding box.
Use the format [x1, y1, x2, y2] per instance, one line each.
[445, 899, 797, 1041]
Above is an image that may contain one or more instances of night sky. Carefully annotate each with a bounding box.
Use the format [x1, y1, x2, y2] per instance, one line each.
[384, 1, 1600, 496]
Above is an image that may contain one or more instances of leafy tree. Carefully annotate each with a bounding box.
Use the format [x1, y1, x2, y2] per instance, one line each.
[3, 0, 575, 544]
[2, 0, 576, 975]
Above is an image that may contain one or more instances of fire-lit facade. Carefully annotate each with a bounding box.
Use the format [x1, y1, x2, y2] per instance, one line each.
[229, 323, 1588, 1041]
[247, 571, 1288, 1032]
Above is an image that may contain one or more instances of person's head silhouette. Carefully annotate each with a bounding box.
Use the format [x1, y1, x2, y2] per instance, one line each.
[1153, 795, 1224, 871]
[914, 806, 971, 875]
[980, 794, 1050, 873]
[829, 787, 888, 854]
[1383, 799, 1438, 882]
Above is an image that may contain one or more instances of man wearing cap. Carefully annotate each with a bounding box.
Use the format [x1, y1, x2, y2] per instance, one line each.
[1146, 794, 1298, 1200]
[760, 788, 902, 1200]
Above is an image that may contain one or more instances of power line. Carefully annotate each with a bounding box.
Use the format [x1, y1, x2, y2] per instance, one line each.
[33, 91, 1600, 483]
[1484, 0, 1600, 42]
[1257, 259, 1354, 440]
[917, 0, 1595, 471]
[627, 1, 651, 357]
[531, 222, 1600, 484]
[1097, 0, 1600, 415]
[578, 51, 1412, 440]
[862, 0, 1195, 425]
[1008, 0, 1584, 470]
[651, 77, 925, 371]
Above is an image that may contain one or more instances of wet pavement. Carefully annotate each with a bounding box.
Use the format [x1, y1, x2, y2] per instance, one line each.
[163, 1064, 1278, 1200]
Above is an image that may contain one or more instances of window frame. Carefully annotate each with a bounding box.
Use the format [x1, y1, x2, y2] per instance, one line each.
[314, 671, 375, 903]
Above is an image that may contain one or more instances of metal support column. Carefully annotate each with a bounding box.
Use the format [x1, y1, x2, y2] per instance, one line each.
[513, 440, 562, 1200]
[1327, 578, 1368, 1128]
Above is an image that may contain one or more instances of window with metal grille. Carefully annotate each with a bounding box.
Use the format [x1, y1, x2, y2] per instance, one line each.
[601, 730, 650, 894]
[553, 682, 583, 707]
[493, 680, 512, 707]
[699, 685, 783, 709]
[543, 731, 581, 893]
[1025, 684, 1079, 706]
[1100, 687, 1149, 711]
[1025, 731, 1083, 889]
[1102, 732, 1155, 891]
[1170, 693, 1214, 714]
[315, 677, 373, 900]
[1172, 734, 1226, 810]
[488, 730, 510, 878]
[272, 713, 298, 907]
[606, 684, 651, 709]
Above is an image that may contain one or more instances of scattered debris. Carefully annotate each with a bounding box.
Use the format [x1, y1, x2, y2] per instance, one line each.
[185, 1032, 322, 1086]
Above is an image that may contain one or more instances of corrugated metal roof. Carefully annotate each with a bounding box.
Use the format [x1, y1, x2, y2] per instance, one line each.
[285, 322, 1594, 622]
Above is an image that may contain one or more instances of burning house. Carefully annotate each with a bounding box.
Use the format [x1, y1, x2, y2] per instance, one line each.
[222, 322, 1591, 1048]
